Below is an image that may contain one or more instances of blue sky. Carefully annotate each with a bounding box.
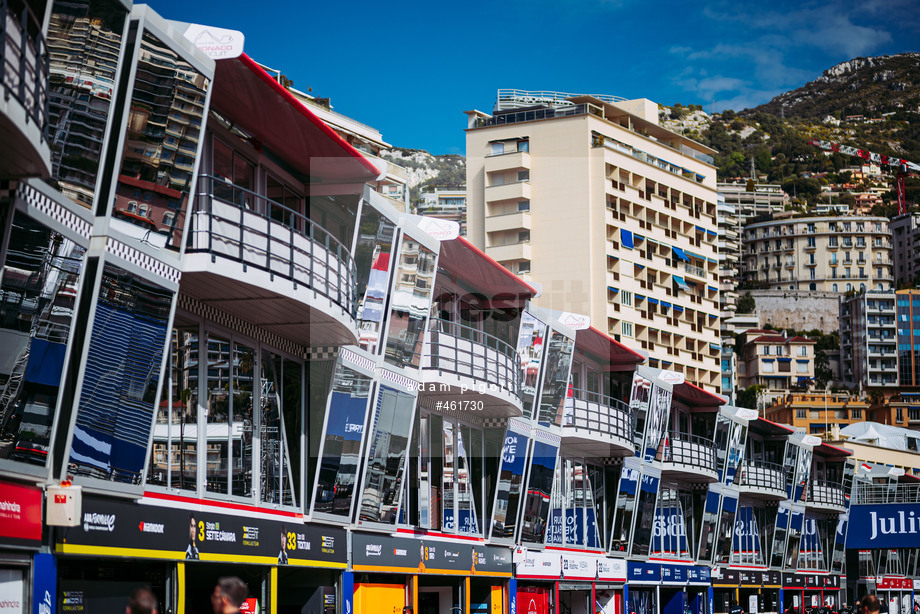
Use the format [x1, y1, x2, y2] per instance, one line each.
[148, 0, 919, 155]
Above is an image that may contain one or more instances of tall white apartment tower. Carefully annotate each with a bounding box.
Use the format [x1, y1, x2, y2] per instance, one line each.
[465, 90, 723, 392]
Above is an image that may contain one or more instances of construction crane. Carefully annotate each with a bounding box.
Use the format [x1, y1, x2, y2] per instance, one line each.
[809, 139, 920, 215]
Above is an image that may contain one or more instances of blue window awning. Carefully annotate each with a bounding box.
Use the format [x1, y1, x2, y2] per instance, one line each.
[608, 286, 619, 293]
[763, 358, 776, 362]
[796, 359, 809, 364]
[695, 225, 706, 233]
[707, 285, 718, 292]
[708, 313, 718, 319]
[777, 357, 792, 363]
[635, 234, 645, 243]
[706, 229, 717, 237]
[674, 305, 684, 313]
[648, 297, 660, 305]
[673, 275, 690, 291]
[672, 246, 689, 262]
[636, 294, 646, 301]
[621, 229, 634, 249]
[661, 301, 672, 309]
[709, 343, 721, 350]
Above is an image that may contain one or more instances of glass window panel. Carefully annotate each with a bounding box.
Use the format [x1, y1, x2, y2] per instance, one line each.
[455, 425, 479, 535]
[146, 324, 198, 490]
[442, 420, 455, 530]
[490, 428, 529, 540]
[586, 464, 604, 549]
[312, 362, 372, 517]
[631, 472, 660, 557]
[547, 463, 564, 546]
[358, 385, 416, 524]
[610, 464, 638, 553]
[232, 342, 254, 498]
[0, 212, 85, 469]
[770, 503, 790, 568]
[515, 311, 547, 418]
[111, 30, 209, 250]
[205, 333, 230, 494]
[46, 0, 128, 210]
[259, 350, 297, 506]
[714, 494, 737, 565]
[697, 486, 721, 562]
[67, 264, 172, 483]
[384, 236, 435, 369]
[629, 372, 653, 453]
[520, 439, 558, 543]
[536, 330, 575, 426]
[354, 204, 396, 355]
[282, 359, 302, 507]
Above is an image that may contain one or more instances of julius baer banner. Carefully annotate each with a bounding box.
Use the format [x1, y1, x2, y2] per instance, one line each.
[55, 495, 346, 567]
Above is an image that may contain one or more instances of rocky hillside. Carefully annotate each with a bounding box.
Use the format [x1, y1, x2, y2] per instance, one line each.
[751, 53, 920, 120]
[380, 148, 465, 204]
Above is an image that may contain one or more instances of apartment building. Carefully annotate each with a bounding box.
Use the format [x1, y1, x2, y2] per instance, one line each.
[717, 181, 789, 224]
[737, 330, 816, 401]
[417, 188, 467, 235]
[890, 212, 920, 286]
[897, 289, 920, 388]
[465, 90, 722, 392]
[742, 216, 894, 293]
[765, 392, 872, 436]
[839, 291, 898, 389]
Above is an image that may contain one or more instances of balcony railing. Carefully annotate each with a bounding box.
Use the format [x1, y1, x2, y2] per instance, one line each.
[188, 175, 358, 316]
[562, 388, 631, 443]
[658, 431, 716, 472]
[808, 479, 846, 508]
[683, 262, 706, 279]
[423, 318, 520, 398]
[1, 0, 48, 141]
[738, 459, 786, 492]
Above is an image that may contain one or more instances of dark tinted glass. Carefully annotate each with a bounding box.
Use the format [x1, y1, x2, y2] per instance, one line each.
[68, 263, 172, 483]
[0, 212, 86, 468]
[111, 30, 209, 251]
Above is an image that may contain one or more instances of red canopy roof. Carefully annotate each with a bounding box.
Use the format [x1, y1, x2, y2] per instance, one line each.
[437, 236, 538, 299]
[575, 326, 645, 371]
[673, 381, 725, 409]
[211, 54, 380, 183]
[750, 417, 795, 436]
[815, 442, 853, 458]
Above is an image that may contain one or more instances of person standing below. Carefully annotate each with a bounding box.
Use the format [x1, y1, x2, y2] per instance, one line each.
[211, 577, 248, 614]
[860, 595, 882, 614]
[127, 587, 158, 614]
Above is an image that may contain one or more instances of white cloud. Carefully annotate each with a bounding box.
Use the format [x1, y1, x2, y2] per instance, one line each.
[671, 0, 896, 110]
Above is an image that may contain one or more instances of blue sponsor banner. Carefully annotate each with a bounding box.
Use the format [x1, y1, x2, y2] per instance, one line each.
[509, 578, 516, 614]
[628, 561, 661, 583]
[341, 571, 353, 614]
[660, 564, 688, 584]
[688, 566, 711, 584]
[847, 503, 920, 549]
[33, 553, 56, 614]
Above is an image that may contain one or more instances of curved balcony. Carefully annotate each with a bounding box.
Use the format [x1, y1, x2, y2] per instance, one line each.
[560, 388, 634, 457]
[737, 459, 787, 499]
[806, 479, 846, 512]
[183, 175, 358, 347]
[657, 432, 717, 482]
[0, 0, 50, 178]
[419, 318, 523, 418]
